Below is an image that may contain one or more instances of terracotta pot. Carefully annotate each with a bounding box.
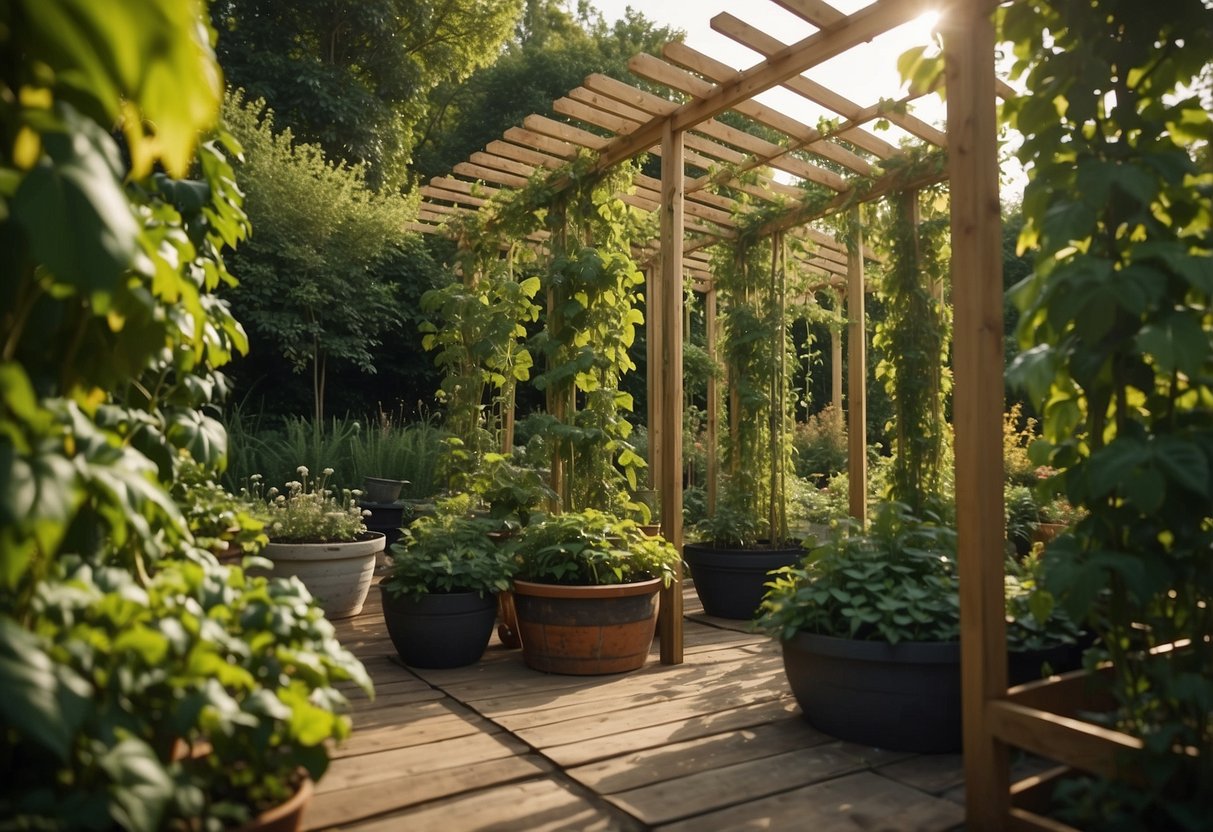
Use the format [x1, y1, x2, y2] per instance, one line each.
[263, 533, 384, 619]
[236, 776, 313, 832]
[1032, 522, 1068, 545]
[511, 578, 662, 675]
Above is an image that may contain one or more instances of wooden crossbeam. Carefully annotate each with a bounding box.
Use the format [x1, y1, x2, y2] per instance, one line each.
[711, 14, 948, 147]
[487, 140, 565, 171]
[452, 161, 529, 189]
[420, 185, 488, 208]
[502, 127, 578, 159]
[523, 114, 610, 150]
[770, 0, 847, 29]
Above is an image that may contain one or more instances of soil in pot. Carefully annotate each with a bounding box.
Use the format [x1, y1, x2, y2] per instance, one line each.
[380, 586, 498, 669]
[512, 578, 661, 675]
[683, 542, 803, 620]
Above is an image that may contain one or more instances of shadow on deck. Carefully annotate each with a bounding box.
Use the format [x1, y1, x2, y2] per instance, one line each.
[314, 583, 976, 831]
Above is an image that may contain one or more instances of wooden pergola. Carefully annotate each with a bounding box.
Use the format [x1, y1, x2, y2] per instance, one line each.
[408, 1, 1103, 827]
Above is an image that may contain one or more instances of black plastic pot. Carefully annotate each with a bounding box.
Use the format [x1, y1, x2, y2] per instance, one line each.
[781, 632, 1085, 753]
[683, 542, 803, 620]
[380, 585, 497, 669]
[781, 631, 963, 753]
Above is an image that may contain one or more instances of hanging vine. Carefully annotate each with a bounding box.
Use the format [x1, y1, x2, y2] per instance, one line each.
[870, 183, 953, 516]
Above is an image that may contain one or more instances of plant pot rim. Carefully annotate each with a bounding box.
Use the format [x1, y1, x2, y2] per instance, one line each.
[235, 774, 313, 832]
[264, 531, 385, 559]
[512, 576, 663, 599]
[363, 476, 408, 485]
[786, 629, 962, 663]
[685, 540, 806, 554]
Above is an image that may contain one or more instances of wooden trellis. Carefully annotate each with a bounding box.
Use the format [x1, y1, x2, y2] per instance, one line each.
[406, 1, 1123, 827]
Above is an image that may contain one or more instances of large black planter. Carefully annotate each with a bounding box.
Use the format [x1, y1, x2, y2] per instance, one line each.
[683, 542, 803, 620]
[781, 632, 1085, 753]
[380, 585, 497, 669]
[782, 631, 963, 753]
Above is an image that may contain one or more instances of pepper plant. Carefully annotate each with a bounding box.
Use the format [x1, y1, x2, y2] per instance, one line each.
[1003, 0, 1213, 825]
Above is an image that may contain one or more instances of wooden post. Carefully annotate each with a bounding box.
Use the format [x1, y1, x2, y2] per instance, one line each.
[646, 265, 663, 495]
[944, 1, 1009, 827]
[831, 320, 843, 423]
[705, 287, 719, 515]
[845, 207, 867, 524]
[658, 121, 684, 665]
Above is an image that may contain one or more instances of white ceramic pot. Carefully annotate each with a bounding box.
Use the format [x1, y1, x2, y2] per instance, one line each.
[263, 532, 384, 619]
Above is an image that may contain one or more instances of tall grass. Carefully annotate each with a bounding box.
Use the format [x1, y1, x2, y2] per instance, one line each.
[223, 404, 448, 498]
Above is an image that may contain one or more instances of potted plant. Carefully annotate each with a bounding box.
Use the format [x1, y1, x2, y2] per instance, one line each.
[252, 466, 384, 618]
[380, 496, 517, 668]
[6, 551, 371, 831]
[174, 458, 269, 563]
[758, 502, 1082, 753]
[509, 509, 679, 675]
[686, 235, 805, 619]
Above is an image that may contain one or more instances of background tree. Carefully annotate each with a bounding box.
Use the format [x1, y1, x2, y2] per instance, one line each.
[222, 93, 417, 423]
[413, 0, 681, 180]
[211, 0, 524, 190]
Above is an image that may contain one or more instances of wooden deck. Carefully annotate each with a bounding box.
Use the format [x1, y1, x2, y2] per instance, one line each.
[316, 583, 972, 831]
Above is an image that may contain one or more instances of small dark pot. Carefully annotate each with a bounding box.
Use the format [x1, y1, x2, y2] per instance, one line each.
[362, 476, 406, 504]
[683, 542, 803, 620]
[782, 632, 963, 753]
[360, 500, 407, 549]
[380, 586, 497, 669]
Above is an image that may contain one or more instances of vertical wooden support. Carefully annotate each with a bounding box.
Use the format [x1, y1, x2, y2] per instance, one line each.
[658, 122, 684, 665]
[944, 2, 1009, 827]
[831, 322, 843, 423]
[845, 208, 867, 524]
[646, 265, 663, 495]
[705, 288, 719, 515]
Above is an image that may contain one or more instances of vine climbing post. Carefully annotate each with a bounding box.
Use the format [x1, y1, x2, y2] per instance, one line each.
[658, 121, 684, 664]
[942, 1, 1008, 826]
[845, 206, 867, 524]
[831, 316, 843, 424]
[706, 287, 719, 515]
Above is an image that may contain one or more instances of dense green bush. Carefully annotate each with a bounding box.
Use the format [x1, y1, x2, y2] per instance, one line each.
[792, 406, 848, 486]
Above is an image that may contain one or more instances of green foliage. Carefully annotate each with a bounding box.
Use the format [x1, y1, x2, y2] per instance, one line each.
[1004, 484, 1040, 557]
[250, 467, 368, 544]
[792, 405, 848, 486]
[1003, 0, 1213, 823]
[3, 555, 370, 830]
[463, 452, 555, 528]
[382, 498, 516, 599]
[1002, 403, 1039, 487]
[511, 510, 679, 586]
[871, 187, 952, 515]
[173, 458, 268, 558]
[759, 502, 1080, 651]
[224, 409, 449, 499]
[212, 0, 523, 190]
[414, 1, 682, 180]
[222, 92, 417, 423]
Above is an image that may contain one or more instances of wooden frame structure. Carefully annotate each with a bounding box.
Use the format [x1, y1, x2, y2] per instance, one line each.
[409, 1, 1128, 827]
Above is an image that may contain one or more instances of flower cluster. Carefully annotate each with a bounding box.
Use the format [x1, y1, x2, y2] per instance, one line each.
[249, 467, 368, 544]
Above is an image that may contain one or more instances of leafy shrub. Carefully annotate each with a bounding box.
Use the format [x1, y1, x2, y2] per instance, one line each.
[792, 406, 848, 486]
[1005, 484, 1040, 556]
[382, 498, 515, 599]
[512, 510, 679, 586]
[251, 467, 368, 543]
[1003, 403, 1039, 487]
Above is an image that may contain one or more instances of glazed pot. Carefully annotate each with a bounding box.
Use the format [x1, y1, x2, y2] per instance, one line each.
[380, 585, 498, 668]
[683, 542, 803, 620]
[511, 578, 662, 675]
[263, 532, 384, 619]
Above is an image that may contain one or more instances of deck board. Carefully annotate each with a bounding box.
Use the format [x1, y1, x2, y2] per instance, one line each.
[309, 583, 970, 831]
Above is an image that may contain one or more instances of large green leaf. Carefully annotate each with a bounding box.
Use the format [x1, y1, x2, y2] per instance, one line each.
[0, 618, 92, 760]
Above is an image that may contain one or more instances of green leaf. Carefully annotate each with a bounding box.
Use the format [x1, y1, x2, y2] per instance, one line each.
[97, 738, 174, 832]
[0, 618, 92, 761]
[1153, 437, 1210, 497]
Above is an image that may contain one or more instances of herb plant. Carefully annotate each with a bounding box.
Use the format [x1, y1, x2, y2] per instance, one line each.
[512, 510, 679, 587]
[382, 498, 516, 599]
[252, 467, 368, 544]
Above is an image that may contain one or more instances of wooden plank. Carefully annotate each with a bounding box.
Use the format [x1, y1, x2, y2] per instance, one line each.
[429, 176, 500, 198]
[606, 741, 911, 826]
[583, 73, 680, 117]
[341, 779, 624, 832]
[451, 161, 528, 188]
[566, 719, 830, 794]
[503, 126, 577, 159]
[710, 16, 948, 148]
[469, 151, 537, 179]
[769, 0, 847, 29]
[599, 0, 926, 171]
[944, 2, 1011, 828]
[845, 207, 867, 523]
[334, 703, 492, 759]
[554, 95, 634, 136]
[420, 185, 487, 207]
[658, 122, 685, 665]
[987, 701, 1142, 780]
[542, 698, 803, 768]
[522, 113, 609, 151]
[305, 756, 551, 831]
[655, 770, 964, 832]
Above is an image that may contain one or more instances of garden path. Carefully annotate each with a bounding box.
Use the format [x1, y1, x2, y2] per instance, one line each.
[312, 582, 973, 831]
